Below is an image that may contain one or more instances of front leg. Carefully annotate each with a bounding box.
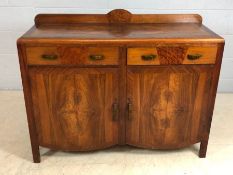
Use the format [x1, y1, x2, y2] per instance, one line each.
[199, 140, 208, 158]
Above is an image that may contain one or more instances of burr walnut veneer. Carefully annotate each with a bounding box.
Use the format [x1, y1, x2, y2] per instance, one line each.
[17, 9, 225, 163]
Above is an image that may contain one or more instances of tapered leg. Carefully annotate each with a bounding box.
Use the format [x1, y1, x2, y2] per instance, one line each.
[199, 140, 208, 158]
[18, 44, 41, 163]
[28, 126, 41, 163]
[198, 44, 224, 158]
[26, 109, 41, 163]
[32, 147, 40, 163]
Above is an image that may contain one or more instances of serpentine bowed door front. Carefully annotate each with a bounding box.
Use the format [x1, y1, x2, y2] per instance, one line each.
[17, 9, 224, 162]
[126, 66, 212, 148]
[29, 68, 119, 150]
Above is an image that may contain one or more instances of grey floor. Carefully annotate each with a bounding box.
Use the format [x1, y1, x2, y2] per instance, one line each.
[0, 91, 233, 175]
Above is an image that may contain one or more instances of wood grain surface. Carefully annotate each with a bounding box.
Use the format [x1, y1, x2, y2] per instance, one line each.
[128, 46, 217, 65]
[126, 66, 213, 148]
[26, 47, 119, 66]
[17, 9, 225, 162]
[35, 9, 202, 27]
[29, 67, 119, 150]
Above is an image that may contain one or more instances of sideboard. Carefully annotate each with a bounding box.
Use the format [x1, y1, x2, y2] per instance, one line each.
[17, 9, 225, 163]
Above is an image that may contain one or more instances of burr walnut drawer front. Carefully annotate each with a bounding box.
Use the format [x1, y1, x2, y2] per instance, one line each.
[127, 46, 218, 65]
[26, 47, 119, 65]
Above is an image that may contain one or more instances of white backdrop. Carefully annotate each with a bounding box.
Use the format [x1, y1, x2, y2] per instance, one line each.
[0, 0, 233, 92]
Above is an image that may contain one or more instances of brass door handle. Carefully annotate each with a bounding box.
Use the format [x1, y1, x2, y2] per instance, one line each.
[187, 54, 202, 60]
[112, 103, 119, 121]
[89, 55, 105, 61]
[41, 54, 58, 60]
[127, 102, 133, 121]
[141, 54, 157, 61]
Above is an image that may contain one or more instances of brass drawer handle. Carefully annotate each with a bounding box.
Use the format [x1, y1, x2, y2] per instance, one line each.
[112, 102, 119, 121]
[127, 102, 133, 121]
[89, 55, 105, 61]
[187, 54, 202, 60]
[41, 54, 58, 60]
[141, 54, 157, 61]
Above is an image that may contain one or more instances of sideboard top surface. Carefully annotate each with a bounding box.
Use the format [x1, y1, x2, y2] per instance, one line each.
[18, 9, 224, 44]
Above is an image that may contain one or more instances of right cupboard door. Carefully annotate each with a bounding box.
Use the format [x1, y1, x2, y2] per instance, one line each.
[126, 66, 213, 149]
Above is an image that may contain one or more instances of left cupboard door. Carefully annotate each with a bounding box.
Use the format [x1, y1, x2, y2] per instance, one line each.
[29, 67, 119, 151]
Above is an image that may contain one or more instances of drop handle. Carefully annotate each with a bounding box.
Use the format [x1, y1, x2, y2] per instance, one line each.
[187, 54, 202, 60]
[41, 54, 58, 60]
[127, 102, 133, 121]
[141, 54, 157, 61]
[112, 103, 119, 121]
[89, 55, 105, 61]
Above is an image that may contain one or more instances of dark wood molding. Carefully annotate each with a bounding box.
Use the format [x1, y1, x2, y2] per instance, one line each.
[35, 9, 202, 27]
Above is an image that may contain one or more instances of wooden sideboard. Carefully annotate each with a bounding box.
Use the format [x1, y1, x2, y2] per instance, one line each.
[17, 9, 225, 163]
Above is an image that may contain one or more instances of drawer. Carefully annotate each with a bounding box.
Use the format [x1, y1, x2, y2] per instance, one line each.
[183, 47, 217, 64]
[26, 47, 119, 65]
[127, 46, 217, 65]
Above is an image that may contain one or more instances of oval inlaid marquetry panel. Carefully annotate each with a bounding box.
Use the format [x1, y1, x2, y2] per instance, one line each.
[107, 9, 132, 23]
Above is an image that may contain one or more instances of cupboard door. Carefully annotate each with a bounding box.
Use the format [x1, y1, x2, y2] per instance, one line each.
[126, 66, 212, 148]
[29, 68, 119, 151]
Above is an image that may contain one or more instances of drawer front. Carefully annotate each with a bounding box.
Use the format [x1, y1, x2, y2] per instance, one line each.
[184, 47, 217, 64]
[127, 46, 217, 65]
[127, 48, 159, 65]
[26, 47, 119, 65]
